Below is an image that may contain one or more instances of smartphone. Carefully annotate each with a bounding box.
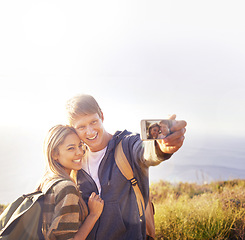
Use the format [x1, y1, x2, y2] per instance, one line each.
[140, 119, 173, 140]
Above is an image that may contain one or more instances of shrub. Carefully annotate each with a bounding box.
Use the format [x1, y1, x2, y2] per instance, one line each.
[151, 179, 245, 240]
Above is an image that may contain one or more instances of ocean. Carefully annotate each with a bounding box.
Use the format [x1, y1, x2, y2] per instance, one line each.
[0, 128, 244, 204]
[150, 134, 245, 184]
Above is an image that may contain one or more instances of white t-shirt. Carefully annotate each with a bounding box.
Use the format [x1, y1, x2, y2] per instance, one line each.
[82, 147, 107, 194]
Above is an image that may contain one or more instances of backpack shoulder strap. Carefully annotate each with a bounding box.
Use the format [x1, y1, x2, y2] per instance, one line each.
[42, 178, 64, 194]
[115, 140, 145, 216]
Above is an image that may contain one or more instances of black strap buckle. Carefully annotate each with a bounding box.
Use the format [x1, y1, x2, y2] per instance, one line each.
[130, 177, 138, 186]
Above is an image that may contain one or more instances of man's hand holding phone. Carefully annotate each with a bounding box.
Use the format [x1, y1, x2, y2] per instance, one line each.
[156, 114, 187, 154]
[141, 115, 187, 155]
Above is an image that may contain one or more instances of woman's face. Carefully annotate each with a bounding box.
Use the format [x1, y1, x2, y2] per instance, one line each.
[54, 133, 85, 174]
[150, 126, 159, 139]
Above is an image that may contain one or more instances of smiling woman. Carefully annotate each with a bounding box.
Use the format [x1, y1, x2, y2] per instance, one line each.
[51, 130, 85, 175]
[35, 124, 104, 240]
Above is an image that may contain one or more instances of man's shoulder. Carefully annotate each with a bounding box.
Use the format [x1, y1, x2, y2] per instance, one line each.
[113, 130, 139, 139]
[112, 130, 141, 149]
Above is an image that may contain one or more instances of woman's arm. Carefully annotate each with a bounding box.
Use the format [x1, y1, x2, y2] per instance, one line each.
[74, 192, 104, 240]
[45, 182, 103, 240]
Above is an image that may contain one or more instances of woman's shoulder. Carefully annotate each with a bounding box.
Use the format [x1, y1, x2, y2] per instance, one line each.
[54, 180, 80, 201]
[45, 179, 79, 197]
[52, 179, 78, 192]
[53, 178, 76, 187]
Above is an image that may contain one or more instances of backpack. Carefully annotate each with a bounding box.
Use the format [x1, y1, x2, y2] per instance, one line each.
[0, 179, 62, 240]
[115, 140, 155, 240]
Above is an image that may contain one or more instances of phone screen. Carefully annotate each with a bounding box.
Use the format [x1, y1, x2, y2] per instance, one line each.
[141, 119, 173, 140]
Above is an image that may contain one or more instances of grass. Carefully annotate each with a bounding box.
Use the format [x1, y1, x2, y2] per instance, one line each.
[1, 179, 245, 239]
[151, 179, 245, 240]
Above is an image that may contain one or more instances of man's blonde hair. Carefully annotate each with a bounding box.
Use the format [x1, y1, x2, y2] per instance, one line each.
[66, 94, 102, 125]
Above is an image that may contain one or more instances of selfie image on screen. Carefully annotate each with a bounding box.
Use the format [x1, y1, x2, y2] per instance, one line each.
[146, 120, 172, 140]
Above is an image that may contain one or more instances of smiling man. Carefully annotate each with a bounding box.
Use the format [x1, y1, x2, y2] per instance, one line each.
[73, 113, 111, 152]
[66, 94, 187, 240]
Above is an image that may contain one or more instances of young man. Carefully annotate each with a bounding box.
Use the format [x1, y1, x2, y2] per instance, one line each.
[66, 94, 187, 240]
[158, 120, 171, 139]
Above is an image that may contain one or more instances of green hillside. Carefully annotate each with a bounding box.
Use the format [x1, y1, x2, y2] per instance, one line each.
[1, 179, 244, 239]
[151, 179, 245, 239]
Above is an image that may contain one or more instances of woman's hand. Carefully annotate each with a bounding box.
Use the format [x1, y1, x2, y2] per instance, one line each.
[88, 192, 104, 219]
[74, 192, 104, 240]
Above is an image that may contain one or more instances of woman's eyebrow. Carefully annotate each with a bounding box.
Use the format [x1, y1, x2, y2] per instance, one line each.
[66, 143, 76, 147]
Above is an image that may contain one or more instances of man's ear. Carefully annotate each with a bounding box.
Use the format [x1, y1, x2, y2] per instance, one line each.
[101, 111, 104, 122]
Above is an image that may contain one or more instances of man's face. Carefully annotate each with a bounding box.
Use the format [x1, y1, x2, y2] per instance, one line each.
[72, 113, 107, 152]
[160, 123, 169, 135]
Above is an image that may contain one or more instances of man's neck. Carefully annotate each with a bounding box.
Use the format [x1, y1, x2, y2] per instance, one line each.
[90, 132, 113, 152]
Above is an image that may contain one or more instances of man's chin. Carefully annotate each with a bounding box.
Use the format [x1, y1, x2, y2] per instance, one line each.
[84, 139, 99, 150]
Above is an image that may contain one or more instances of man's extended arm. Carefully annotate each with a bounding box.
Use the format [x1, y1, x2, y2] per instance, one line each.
[142, 116, 187, 167]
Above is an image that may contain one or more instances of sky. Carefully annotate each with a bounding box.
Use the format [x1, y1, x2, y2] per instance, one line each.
[0, 0, 245, 202]
[0, 0, 245, 136]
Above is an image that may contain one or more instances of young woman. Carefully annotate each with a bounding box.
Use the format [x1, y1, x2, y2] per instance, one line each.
[36, 125, 104, 240]
[147, 123, 160, 139]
